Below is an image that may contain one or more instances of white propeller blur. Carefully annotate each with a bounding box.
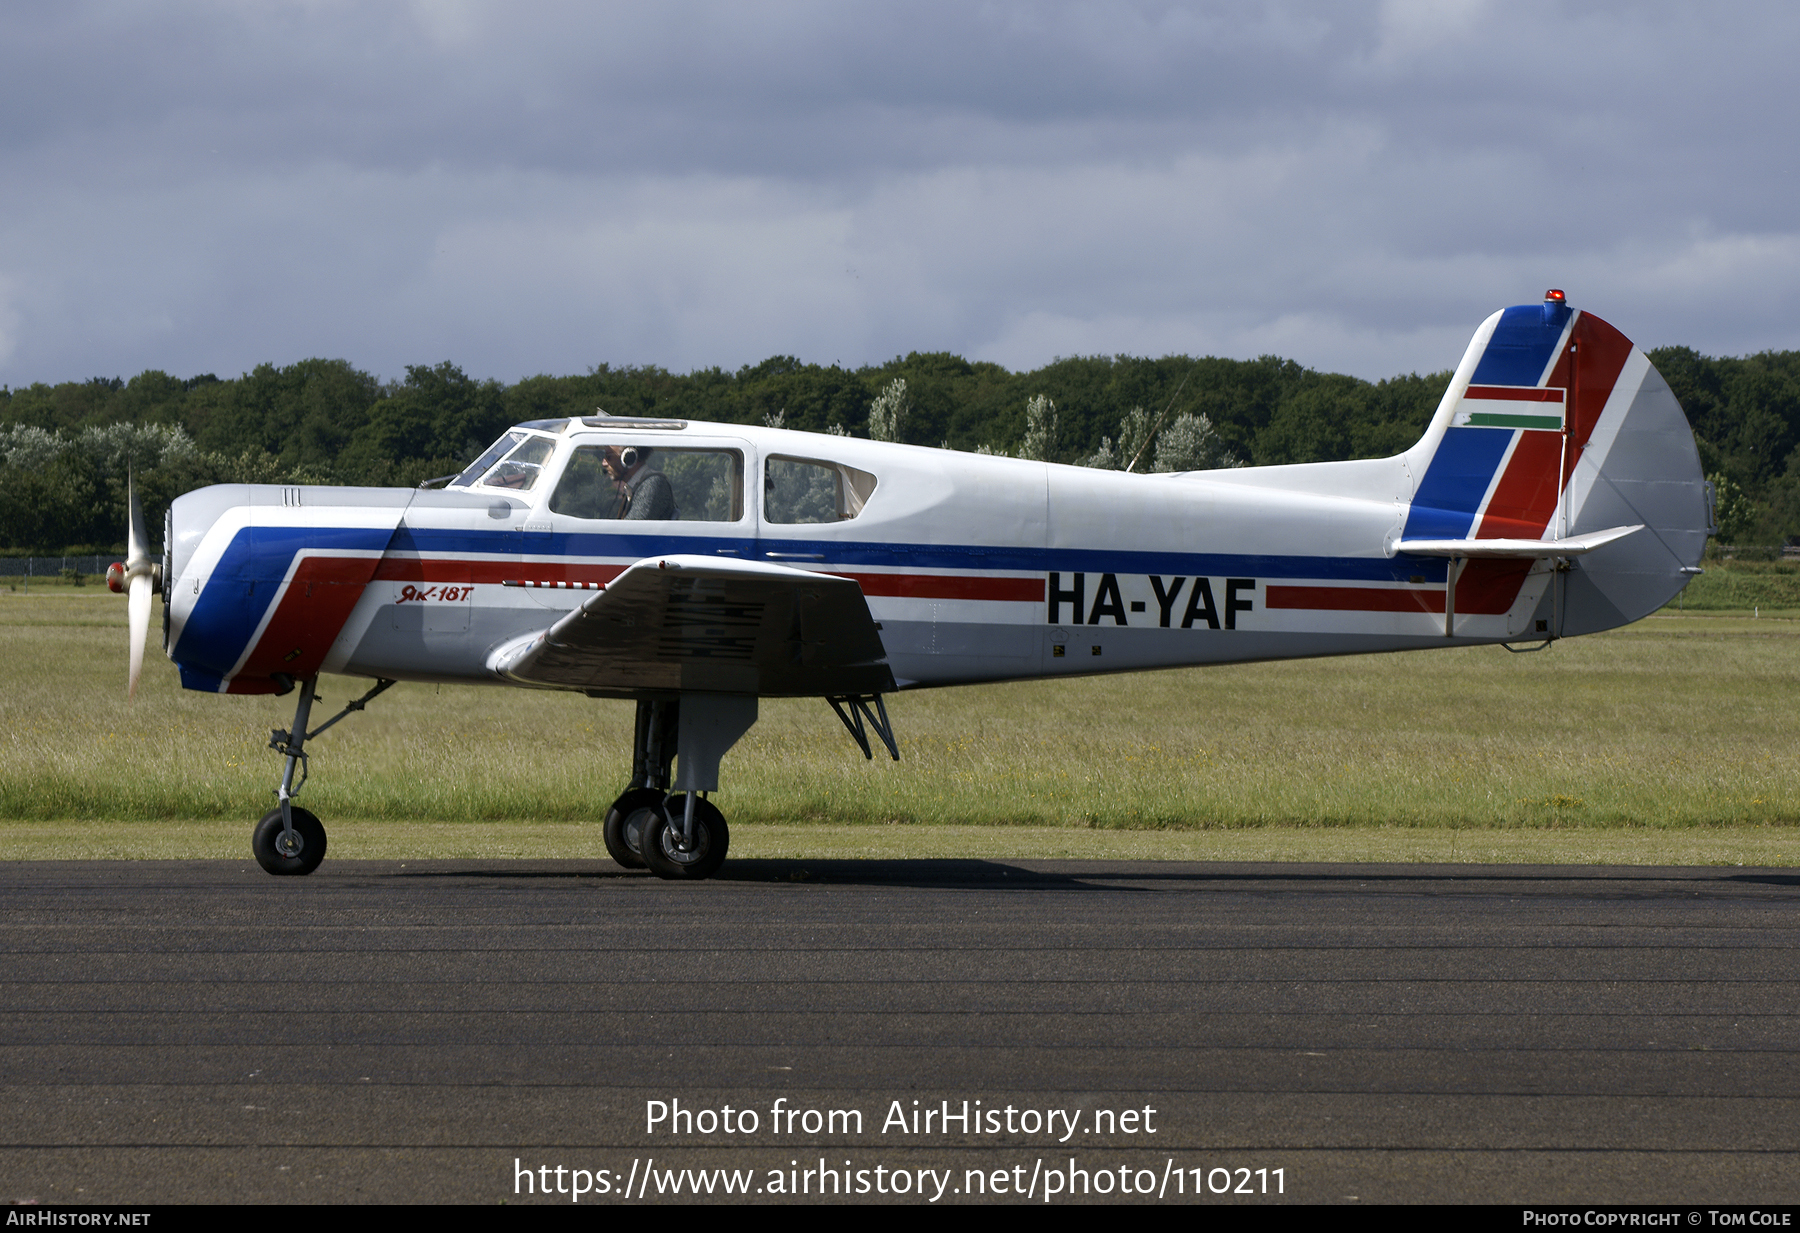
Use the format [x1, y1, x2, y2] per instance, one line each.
[106, 474, 159, 698]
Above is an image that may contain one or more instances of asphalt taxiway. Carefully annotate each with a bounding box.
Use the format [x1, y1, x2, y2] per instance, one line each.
[2, 858, 1796, 1204]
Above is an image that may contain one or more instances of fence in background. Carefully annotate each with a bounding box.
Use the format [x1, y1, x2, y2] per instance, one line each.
[0, 556, 115, 580]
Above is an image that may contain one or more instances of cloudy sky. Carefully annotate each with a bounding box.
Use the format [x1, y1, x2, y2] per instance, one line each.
[1, 1, 1796, 388]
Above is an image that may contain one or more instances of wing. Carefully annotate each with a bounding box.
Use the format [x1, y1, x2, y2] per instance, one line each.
[487, 554, 895, 697]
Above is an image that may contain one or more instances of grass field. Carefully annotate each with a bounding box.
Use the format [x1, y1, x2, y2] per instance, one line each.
[3, 580, 1798, 864]
[1673, 554, 1800, 610]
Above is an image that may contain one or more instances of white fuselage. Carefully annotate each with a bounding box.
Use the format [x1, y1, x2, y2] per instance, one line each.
[161, 302, 1711, 698]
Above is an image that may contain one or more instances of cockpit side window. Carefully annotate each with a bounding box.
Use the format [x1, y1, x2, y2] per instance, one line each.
[764, 456, 878, 524]
[547, 447, 615, 519]
[549, 445, 744, 522]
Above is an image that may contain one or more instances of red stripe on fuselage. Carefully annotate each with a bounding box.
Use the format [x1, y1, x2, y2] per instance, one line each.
[1268, 561, 1533, 616]
[832, 572, 1045, 602]
[1267, 585, 1439, 613]
[232, 555, 385, 686]
[371, 556, 1042, 602]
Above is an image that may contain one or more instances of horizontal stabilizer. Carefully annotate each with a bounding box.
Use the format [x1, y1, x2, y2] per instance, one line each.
[1396, 524, 1643, 559]
[488, 554, 894, 697]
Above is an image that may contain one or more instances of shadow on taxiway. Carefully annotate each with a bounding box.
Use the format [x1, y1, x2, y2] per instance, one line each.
[387, 857, 1800, 895]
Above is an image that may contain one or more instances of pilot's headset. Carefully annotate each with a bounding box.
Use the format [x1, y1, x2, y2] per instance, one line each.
[617, 446, 639, 469]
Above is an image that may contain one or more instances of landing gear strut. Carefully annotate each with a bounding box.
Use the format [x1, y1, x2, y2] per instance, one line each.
[602, 700, 678, 869]
[601, 693, 756, 881]
[254, 676, 394, 876]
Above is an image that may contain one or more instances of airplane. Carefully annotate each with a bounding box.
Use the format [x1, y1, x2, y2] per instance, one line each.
[108, 290, 1711, 880]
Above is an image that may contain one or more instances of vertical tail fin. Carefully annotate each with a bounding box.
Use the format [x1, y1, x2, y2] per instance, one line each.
[1402, 291, 1708, 634]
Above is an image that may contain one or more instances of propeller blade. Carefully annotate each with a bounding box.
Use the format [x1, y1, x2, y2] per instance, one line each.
[128, 572, 151, 698]
[121, 471, 158, 696]
[126, 472, 151, 571]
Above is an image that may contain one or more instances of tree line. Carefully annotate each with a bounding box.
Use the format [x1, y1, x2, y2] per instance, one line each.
[0, 344, 1792, 553]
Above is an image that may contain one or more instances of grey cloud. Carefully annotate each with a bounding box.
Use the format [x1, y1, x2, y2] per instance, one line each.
[1, 1, 1797, 387]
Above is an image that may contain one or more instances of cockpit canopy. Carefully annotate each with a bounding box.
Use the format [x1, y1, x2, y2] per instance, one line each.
[450, 430, 557, 491]
[450, 423, 878, 524]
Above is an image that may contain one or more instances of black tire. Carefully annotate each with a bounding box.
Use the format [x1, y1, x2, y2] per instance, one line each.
[602, 788, 665, 870]
[252, 807, 327, 876]
[640, 795, 729, 881]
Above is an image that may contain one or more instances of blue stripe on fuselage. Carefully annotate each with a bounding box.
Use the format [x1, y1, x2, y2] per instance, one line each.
[173, 525, 395, 681]
[403, 525, 1443, 580]
[761, 541, 1450, 582]
[178, 664, 226, 693]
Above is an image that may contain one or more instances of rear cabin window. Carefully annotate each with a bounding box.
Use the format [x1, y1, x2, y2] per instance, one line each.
[549, 445, 744, 522]
[764, 457, 877, 524]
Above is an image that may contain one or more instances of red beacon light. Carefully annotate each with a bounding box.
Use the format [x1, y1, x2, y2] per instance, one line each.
[1545, 289, 1566, 302]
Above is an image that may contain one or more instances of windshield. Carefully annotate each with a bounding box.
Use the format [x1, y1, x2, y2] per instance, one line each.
[477, 435, 558, 491]
[449, 431, 527, 488]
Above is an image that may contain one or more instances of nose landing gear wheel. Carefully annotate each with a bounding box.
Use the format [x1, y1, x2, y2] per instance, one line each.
[252, 807, 327, 876]
[640, 795, 729, 881]
[602, 788, 667, 870]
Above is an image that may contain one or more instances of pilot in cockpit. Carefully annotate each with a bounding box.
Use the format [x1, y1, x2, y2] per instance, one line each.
[600, 445, 676, 520]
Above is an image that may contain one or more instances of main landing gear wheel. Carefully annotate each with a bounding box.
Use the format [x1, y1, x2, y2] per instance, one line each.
[640, 795, 729, 881]
[602, 788, 667, 870]
[252, 807, 327, 876]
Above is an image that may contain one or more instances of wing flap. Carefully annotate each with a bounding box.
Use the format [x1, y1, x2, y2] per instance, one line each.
[489, 554, 894, 697]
